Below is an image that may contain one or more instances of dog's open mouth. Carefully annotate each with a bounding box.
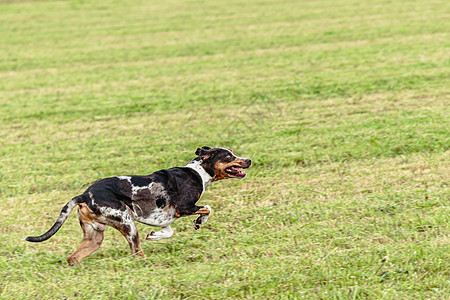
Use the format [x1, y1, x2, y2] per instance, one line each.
[225, 165, 248, 178]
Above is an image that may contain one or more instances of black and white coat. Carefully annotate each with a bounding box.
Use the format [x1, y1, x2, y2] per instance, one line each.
[26, 147, 251, 264]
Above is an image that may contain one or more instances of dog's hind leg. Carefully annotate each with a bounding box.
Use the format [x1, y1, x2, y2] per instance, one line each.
[67, 203, 105, 265]
[108, 210, 146, 258]
[146, 225, 173, 241]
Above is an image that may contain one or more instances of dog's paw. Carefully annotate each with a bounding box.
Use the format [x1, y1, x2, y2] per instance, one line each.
[146, 227, 174, 241]
[193, 215, 208, 230]
[193, 218, 201, 230]
[193, 206, 211, 230]
[193, 216, 203, 230]
[146, 231, 158, 240]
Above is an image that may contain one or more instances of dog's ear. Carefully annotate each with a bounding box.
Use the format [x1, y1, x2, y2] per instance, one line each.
[195, 146, 212, 157]
[195, 146, 211, 156]
[195, 148, 202, 156]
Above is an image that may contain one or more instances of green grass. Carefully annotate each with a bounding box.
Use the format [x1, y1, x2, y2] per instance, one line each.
[0, 0, 449, 298]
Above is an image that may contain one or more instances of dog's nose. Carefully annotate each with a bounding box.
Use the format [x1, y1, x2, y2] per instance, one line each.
[245, 159, 252, 166]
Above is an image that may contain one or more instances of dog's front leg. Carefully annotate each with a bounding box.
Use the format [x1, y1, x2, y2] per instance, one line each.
[193, 205, 212, 230]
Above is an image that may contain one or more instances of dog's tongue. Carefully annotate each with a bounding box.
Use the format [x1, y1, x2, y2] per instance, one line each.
[236, 168, 246, 177]
[229, 166, 246, 177]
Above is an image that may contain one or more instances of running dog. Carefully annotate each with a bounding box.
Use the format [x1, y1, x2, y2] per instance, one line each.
[25, 146, 251, 264]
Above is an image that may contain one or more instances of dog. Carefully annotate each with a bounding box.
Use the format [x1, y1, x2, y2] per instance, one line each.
[25, 146, 251, 264]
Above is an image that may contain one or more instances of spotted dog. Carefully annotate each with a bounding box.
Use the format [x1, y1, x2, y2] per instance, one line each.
[25, 147, 251, 265]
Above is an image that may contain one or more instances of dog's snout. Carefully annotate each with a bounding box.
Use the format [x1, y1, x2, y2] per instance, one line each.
[245, 159, 252, 166]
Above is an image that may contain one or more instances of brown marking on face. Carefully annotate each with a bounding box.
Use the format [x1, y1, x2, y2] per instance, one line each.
[212, 156, 251, 181]
[197, 147, 251, 181]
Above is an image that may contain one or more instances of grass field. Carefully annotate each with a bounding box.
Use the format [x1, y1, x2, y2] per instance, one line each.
[0, 0, 449, 298]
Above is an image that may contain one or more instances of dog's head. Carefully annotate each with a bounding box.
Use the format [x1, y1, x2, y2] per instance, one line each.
[195, 146, 251, 181]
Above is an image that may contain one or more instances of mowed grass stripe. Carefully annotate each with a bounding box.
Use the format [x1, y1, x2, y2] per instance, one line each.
[1, 0, 441, 32]
[1, 70, 448, 123]
[2, 19, 448, 71]
[1, 31, 448, 79]
[2, 9, 447, 50]
[2, 90, 448, 147]
[1, 0, 448, 70]
[2, 32, 448, 92]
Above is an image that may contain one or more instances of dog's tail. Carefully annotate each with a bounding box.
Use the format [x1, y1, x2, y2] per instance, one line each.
[25, 196, 82, 242]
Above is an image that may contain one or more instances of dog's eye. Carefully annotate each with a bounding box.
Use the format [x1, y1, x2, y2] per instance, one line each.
[226, 154, 232, 159]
